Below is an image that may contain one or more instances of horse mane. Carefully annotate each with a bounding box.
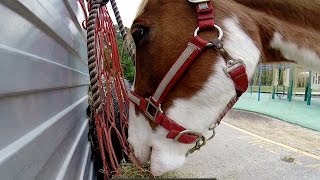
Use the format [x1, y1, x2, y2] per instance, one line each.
[233, 0, 320, 31]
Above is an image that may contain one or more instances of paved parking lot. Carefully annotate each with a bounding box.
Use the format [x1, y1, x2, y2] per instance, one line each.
[170, 110, 320, 179]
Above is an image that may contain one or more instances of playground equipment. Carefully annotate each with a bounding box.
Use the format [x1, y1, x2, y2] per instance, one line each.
[251, 64, 320, 105]
[235, 65, 320, 132]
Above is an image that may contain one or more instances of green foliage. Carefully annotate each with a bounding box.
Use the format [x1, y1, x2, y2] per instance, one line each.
[120, 48, 135, 83]
[115, 27, 135, 83]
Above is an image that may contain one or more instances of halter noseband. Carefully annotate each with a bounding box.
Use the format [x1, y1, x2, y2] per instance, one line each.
[129, 0, 249, 154]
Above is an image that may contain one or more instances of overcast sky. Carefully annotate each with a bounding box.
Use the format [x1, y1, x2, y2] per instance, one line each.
[107, 0, 143, 28]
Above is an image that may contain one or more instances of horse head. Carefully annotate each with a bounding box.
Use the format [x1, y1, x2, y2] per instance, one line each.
[127, 0, 320, 176]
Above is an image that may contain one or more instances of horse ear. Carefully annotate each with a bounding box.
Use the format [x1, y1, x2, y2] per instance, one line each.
[254, 15, 320, 71]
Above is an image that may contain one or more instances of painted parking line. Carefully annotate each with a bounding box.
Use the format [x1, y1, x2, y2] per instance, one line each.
[306, 164, 320, 170]
[222, 122, 320, 161]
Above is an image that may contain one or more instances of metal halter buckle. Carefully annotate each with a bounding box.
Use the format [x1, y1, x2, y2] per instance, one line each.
[224, 59, 246, 76]
[145, 97, 163, 122]
[173, 130, 207, 156]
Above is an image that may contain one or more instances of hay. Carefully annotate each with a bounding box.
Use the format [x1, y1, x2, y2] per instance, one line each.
[113, 161, 154, 179]
[113, 160, 195, 179]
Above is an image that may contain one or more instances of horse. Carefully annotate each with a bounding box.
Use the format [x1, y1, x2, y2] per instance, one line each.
[126, 0, 320, 176]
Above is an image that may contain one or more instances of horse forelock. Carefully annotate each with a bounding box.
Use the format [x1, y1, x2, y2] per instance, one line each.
[136, 0, 150, 18]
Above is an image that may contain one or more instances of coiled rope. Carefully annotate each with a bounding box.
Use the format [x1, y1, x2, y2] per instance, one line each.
[87, 0, 103, 114]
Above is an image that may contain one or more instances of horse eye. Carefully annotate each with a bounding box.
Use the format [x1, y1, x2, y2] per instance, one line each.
[131, 26, 148, 44]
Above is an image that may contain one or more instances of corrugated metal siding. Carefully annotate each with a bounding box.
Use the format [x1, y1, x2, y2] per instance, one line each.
[0, 0, 95, 179]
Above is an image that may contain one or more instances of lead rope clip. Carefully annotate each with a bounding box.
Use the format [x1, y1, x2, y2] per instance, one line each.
[186, 135, 207, 157]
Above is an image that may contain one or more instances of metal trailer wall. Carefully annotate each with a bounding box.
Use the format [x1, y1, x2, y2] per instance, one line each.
[0, 0, 94, 179]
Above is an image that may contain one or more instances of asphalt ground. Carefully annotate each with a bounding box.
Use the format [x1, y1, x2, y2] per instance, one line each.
[168, 110, 320, 179]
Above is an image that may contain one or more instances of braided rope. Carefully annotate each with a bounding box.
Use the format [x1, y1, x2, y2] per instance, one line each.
[87, 0, 103, 114]
[109, 0, 136, 61]
[110, 0, 126, 38]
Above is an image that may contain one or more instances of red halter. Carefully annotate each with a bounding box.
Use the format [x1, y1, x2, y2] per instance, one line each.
[129, 0, 248, 145]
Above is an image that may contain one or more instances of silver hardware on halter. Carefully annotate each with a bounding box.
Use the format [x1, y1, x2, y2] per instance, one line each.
[145, 97, 163, 122]
[173, 129, 203, 142]
[186, 135, 207, 157]
[227, 59, 245, 68]
[198, 2, 209, 10]
[172, 129, 208, 157]
[207, 123, 218, 140]
[223, 59, 246, 76]
[188, 0, 210, 3]
[194, 24, 224, 46]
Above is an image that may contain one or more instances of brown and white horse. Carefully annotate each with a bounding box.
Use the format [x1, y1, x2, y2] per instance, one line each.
[127, 0, 320, 176]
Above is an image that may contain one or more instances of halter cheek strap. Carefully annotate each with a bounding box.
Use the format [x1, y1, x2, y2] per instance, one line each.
[129, 0, 248, 145]
[129, 37, 208, 144]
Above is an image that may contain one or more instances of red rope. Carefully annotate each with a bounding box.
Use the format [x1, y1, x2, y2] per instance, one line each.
[78, 1, 132, 178]
[95, 6, 130, 177]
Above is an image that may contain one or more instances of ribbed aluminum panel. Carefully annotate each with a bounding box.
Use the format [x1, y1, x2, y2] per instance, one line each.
[0, 0, 95, 179]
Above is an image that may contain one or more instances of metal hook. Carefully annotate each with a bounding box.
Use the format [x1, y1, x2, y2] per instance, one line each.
[207, 128, 216, 140]
[207, 123, 218, 141]
[186, 135, 207, 157]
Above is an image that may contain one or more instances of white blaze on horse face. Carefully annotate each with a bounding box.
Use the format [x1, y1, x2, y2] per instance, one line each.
[146, 17, 261, 176]
[127, 102, 153, 164]
[270, 32, 320, 71]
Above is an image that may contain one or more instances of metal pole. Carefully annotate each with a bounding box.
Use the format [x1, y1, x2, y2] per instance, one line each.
[272, 86, 276, 99]
[250, 78, 253, 95]
[288, 67, 294, 102]
[258, 65, 262, 101]
[304, 80, 308, 102]
[307, 70, 312, 105]
[272, 66, 277, 99]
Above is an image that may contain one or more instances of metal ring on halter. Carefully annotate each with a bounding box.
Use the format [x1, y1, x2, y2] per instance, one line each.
[173, 129, 203, 143]
[194, 24, 224, 47]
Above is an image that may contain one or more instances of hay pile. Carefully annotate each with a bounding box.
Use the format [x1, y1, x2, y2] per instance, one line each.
[113, 161, 154, 179]
[112, 160, 195, 179]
